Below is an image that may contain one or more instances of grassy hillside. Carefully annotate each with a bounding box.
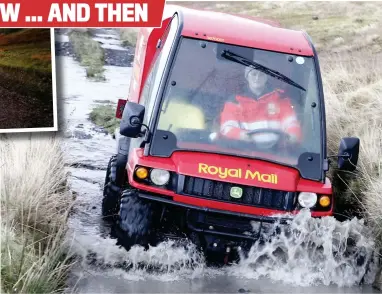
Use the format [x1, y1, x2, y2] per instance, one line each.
[0, 29, 52, 73]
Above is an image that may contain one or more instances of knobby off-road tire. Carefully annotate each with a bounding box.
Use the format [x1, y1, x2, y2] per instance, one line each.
[102, 155, 122, 220]
[117, 189, 156, 250]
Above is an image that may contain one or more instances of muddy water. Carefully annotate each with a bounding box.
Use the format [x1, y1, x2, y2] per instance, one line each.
[56, 29, 380, 293]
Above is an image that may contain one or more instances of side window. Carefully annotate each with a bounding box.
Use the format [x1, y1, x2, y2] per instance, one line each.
[139, 15, 179, 125]
[139, 64, 156, 108]
[139, 18, 172, 109]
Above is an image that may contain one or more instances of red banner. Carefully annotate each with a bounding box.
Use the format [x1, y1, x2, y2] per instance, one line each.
[0, 0, 166, 27]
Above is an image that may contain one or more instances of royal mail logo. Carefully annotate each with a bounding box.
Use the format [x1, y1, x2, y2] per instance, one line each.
[230, 187, 243, 198]
[198, 163, 278, 184]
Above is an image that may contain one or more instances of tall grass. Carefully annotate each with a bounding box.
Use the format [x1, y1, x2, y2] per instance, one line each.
[322, 52, 382, 245]
[0, 133, 74, 293]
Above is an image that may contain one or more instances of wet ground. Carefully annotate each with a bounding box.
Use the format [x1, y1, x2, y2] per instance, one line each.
[55, 28, 381, 293]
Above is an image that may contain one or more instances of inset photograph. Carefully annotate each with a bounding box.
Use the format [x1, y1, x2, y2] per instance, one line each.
[0, 28, 57, 133]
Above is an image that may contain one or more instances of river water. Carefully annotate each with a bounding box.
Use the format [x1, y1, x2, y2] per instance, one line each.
[55, 29, 381, 293]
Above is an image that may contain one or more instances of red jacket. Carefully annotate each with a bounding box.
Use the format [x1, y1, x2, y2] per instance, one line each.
[220, 89, 302, 143]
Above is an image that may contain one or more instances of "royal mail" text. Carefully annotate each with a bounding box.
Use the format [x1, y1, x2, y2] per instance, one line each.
[198, 163, 278, 184]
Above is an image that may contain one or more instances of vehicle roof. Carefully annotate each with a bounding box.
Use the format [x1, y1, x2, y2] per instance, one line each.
[164, 5, 314, 56]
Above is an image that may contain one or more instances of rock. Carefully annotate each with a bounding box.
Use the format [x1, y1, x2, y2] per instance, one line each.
[73, 130, 93, 139]
[103, 48, 134, 67]
[93, 100, 114, 104]
[92, 126, 108, 135]
[312, 15, 319, 20]
[55, 41, 75, 57]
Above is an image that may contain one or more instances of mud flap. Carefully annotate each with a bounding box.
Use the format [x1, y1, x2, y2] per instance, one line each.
[115, 135, 130, 186]
[102, 155, 122, 220]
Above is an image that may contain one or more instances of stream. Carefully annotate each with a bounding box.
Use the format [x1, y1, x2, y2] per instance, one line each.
[55, 28, 380, 293]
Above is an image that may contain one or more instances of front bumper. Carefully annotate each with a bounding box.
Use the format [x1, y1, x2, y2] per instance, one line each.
[138, 192, 293, 242]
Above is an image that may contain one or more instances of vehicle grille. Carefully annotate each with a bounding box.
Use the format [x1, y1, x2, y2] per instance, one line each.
[182, 176, 296, 211]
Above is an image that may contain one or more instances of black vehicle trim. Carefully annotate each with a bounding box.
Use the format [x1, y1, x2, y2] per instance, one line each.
[179, 174, 297, 211]
[302, 31, 327, 182]
[186, 221, 259, 241]
[137, 192, 293, 223]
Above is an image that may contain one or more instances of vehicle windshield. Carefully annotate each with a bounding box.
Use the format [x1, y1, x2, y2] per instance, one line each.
[150, 37, 323, 180]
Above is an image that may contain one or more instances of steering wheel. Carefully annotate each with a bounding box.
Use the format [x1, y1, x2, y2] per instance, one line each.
[246, 128, 291, 139]
[245, 128, 293, 149]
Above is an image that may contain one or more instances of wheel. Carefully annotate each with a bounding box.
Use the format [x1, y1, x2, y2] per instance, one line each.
[117, 189, 156, 250]
[102, 155, 122, 220]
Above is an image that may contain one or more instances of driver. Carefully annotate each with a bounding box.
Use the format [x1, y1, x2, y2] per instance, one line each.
[219, 63, 302, 147]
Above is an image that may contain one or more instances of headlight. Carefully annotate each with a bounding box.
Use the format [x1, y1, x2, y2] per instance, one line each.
[150, 169, 170, 186]
[298, 192, 317, 208]
[135, 167, 149, 179]
[319, 195, 331, 207]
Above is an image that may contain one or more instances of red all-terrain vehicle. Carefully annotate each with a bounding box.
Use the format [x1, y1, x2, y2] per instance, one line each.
[102, 5, 360, 259]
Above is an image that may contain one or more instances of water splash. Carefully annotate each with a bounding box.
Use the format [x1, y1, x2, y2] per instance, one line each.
[69, 209, 378, 287]
[71, 235, 210, 281]
[228, 209, 378, 287]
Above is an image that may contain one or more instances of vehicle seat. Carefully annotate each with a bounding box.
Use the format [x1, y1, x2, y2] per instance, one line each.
[158, 98, 205, 132]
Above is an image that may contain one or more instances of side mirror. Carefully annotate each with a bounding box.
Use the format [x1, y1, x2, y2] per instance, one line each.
[337, 137, 360, 171]
[120, 102, 145, 138]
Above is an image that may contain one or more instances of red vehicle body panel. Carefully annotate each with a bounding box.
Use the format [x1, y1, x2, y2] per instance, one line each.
[177, 7, 313, 56]
[127, 148, 333, 217]
[118, 4, 332, 218]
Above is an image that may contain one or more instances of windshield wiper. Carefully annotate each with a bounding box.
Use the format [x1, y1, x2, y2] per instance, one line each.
[221, 50, 306, 92]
